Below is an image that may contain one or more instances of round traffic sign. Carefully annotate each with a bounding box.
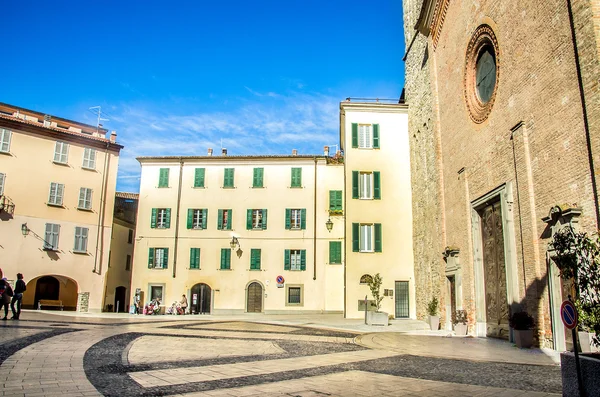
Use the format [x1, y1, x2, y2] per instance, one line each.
[276, 275, 285, 284]
[560, 300, 578, 330]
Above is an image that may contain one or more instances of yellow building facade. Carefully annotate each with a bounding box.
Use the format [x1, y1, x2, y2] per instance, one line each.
[0, 102, 122, 312]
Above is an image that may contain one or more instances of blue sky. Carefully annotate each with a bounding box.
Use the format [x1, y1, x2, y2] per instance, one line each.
[1, 1, 406, 192]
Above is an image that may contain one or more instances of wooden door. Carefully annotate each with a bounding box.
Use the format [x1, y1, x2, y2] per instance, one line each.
[481, 201, 510, 339]
[247, 282, 262, 313]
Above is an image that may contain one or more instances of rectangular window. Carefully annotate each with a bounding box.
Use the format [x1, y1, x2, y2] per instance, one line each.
[291, 167, 302, 187]
[78, 187, 93, 210]
[223, 168, 234, 188]
[0, 129, 12, 153]
[287, 286, 302, 305]
[48, 182, 65, 206]
[82, 148, 96, 169]
[44, 223, 60, 250]
[290, 209, 301, 229]
[128, 229, 133, 244]
[217, 209, 232, 230]
[360, 224, 373, 252]
[360, 172, 373, 199]
[53, 141, 69, 164]
[148, 247, 169, 269]
[284, 249, 306, 271]
[353, 223, 382, 253]
[73, 226, 88, 253]
[250, 248, 261, 270]
[188, 208, 208, 230]
[125, 254, 131, 271]
[247, 209, 267, 230]
[253, 167, 264, 188]
[329, 241, 342, 264]
[151, 208, 171, 229]
[329, 190, 342, 211]
[194, 168, 205, 188]
[220, 248, 231, 270]
[358, 125, 372, 149]
[150, 285, 163, 301]
[0, 173, 4, 196]
[190, 248, 201, 269]
[158, 168, 169, 188]
[285, 208, 306, 230]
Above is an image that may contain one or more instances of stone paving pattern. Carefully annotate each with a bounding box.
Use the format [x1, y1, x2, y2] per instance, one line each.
[0, 312, 563, 396]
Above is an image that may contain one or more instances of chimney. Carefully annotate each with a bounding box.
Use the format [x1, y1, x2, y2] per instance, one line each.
[207, 148, 213, 156]
[292, 149, 298, 156]
[222, 148, 227, 156]
[110, 130, 117, 142]
[324, 146, 329, 156]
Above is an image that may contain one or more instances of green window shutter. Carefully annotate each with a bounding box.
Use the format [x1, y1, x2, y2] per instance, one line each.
[300, 209, 306, 230]
[262, 209, 268, 230]
[329, 241, 341, 264]
[202, 209, 208, 229]
[217, 209, 223, 230]
[374, 171, 381, 200]
[329, 241, 335, 263]
[285, 209, 291, 230]
[151, 208, 157, 228]
[163, 248, 169, 269]
[300, 250, 306, 271]
[351, 123, 358, 148]
[247, 209, 253, 230]
[165, 208, 171, 228]
[373, 124, 380, 148]
[187, 209, 193, 229]
[226, 209, 232, 230]
[284, 249, 291, 270]
[329, 191, 336, 211]
[335, 191, 342, 210]
[220, 248, 231, 270]
[352, 223, 359, 252]
[291, 168, 301, 187]
[194, 168, 205, 188]
[250, 249, 261, 270]
[190, 248, 200, 269]
[148, 248, 154, 268]
[352, 171, 359, 199]
[159, 168, 169, 187]
[253, 168, 263, 188]
[224, 168, 234, 187]
[374, 223, 382, 252]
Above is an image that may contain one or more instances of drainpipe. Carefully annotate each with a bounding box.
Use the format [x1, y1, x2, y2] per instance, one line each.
[566, 0, 600, 228]
[172, 157, 184, 278]
[313, 157, 317, 281]
[93, 142, 110, 274]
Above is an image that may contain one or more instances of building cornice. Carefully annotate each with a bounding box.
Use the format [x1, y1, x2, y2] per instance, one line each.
[339, 102, 408, 113]
[137, 155, 329, 164]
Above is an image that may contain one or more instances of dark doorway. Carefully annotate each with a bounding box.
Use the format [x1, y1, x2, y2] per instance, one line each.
[448, 275, 457, 321]
[394, 281, 409, 318]
[34, 276, 60, 310]
[191, 283, 211, 314]
[480, 200, 510, 339]
[114, 286, 126, 313]
[247, 282, 263, 313]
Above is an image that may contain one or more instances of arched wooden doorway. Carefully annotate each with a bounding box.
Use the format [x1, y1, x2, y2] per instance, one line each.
[246, 282, 263, 313]
[114, 286, 127, 313]
[191, 283, 211, 314]
[34, 276, 59, 310]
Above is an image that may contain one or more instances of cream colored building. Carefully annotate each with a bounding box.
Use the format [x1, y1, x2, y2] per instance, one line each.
[340, 100, 416, 319]
[0, 102, 122, 312]
[131, 150, 344, 314]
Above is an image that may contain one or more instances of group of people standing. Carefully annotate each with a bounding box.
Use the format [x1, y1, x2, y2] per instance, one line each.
[0, 270, 26, 320]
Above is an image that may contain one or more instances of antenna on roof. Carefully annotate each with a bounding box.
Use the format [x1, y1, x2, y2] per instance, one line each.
[89, 106, 109, 132]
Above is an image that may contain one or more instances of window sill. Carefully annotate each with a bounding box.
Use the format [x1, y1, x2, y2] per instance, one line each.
[249, 268, 261, 271]
[193, 186, 206, 189]
[189, 267, 201, 270]
[53, 161, 69, 166]
[287, 228, 303, 231]
[217, 268, 233, 271]
[47, 203, 65, 208]
[77, 207, 93, 212]
[286, 269, 305, 272]
[73, 250, 88, 255]
[151, 267, 167, 270]
[329, 262, 342, 265]
[191, 227, 206, 230]
[359, 251, 375, 253]
[252, 186, 265, 189]
[359, 197, 374, 200]
[81, 166, 96, 172]
[222, 186, 236, 189]
[251, 228, 265, 231]
[0, 151, 11, 156]
[286, 303, 304, 307]
[157, 186, 170, 189]
[43, 247, 58, 251]
[289, 186, 303, 189]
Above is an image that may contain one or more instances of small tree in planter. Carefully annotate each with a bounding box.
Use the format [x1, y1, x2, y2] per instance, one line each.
[509, 311, 535, 348]
[366, 273, 388, 326]
[427, 297, 439, 330]
[452, 309, 468, 336]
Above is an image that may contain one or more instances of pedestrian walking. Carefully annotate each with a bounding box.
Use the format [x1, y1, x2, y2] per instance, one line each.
[0, 278, 13, 320]
[10, 273, 26, 320]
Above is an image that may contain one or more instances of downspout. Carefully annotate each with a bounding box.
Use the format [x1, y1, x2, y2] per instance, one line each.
[566, 0, 600, 228]
[172, 157, 184, 278]
[341, 107, 347, 318]
[93, 142, 110, 274]
[313, 157, 317, 281]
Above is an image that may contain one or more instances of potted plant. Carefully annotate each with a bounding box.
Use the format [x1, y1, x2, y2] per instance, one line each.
[366, 273, 388, 326]
[452, 309, 468, 336]
[509, 311, 535, 348]
[576, 300, 600, 353]
[427, 297, 439, 331]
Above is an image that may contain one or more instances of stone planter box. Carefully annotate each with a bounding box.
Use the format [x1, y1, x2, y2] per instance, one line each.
[578, 332, 599, 353]
[513, 329, 534, 348]
[367, 311, 388, 326]
[428, 315, 439, 331]
[454, 323, 468, 336]
[561, 352, 600, 397]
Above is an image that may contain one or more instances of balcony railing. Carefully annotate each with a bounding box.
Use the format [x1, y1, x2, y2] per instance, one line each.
[0, 195, 15, 215]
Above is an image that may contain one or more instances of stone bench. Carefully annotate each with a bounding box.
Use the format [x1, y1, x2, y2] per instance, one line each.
[37, 299, 63, 310]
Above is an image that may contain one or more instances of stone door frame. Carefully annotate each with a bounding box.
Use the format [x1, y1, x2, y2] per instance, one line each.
[470, 183, 520, 340]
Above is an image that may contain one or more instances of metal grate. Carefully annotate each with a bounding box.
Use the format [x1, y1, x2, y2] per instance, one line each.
[395, 281, 409, 318]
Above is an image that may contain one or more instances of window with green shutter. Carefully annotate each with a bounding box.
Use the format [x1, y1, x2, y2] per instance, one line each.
[329, 241, 342, 264]
[285, 249, 305, 271]
[351, 123, 358, 148]
[291, 168, 302, 187]
[158, 168, 169, 188]
[187, 209, 208, 229]
[352, 171, 359, 199]
[149, 248, 169, 269]
[194, 168, 205, 188]
[190, 248, 201, 269]
[250, 249, 261, 270]
[329, 190, 342, 211]
[220, 248, 231, 270]
[253, 168, 264, 188]
[248, 209, 267, 230]
[217, 209, 232, 230]
[373, 124, 380, 148]
[286, 209, 305, 230]
[352, 223, 359, 252]
[374, 223, 382, 252]
[223, 168, 234, 188]
[373, 171, 381, 199]
[152, 208, 170, 228]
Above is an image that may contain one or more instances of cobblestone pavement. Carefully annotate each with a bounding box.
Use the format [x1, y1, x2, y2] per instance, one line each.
[0, 311, 562, 396]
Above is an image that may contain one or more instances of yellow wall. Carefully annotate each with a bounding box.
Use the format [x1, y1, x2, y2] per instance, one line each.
[104, 220, 135, 312]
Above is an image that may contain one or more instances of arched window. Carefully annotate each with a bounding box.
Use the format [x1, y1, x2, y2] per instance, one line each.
[360, 274, 373, 285]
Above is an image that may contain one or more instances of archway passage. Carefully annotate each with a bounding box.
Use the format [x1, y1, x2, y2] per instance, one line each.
[114, 286, 127, 313]
[25, 275, 78, 311]
[191, 283, 211, 314]
[34, 276, 60, 310]
[247, 282, 263, 313]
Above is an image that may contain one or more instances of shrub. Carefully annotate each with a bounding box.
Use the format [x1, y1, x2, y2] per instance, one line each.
[367, 273, 384, 312]
[427, 297, 439, 316]
[509, 311, 535, 330]
[452, 309, 468, 325]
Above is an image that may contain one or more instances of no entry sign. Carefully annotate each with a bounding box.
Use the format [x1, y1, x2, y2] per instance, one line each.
[276, 275, 285, 284]
[560, 300, 578, 330]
